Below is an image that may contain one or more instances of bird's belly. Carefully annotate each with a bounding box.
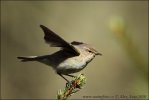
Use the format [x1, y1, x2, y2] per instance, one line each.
[56, 57, 86, 74]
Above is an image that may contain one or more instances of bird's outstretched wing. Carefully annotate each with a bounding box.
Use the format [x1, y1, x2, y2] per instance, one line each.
[40, 25, 80, 56]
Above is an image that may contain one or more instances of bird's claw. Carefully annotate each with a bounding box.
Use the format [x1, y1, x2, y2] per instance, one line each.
[66, 81, 73, 88]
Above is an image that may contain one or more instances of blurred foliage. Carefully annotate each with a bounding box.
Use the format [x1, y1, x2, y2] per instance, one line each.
[109, 16, 148, 78]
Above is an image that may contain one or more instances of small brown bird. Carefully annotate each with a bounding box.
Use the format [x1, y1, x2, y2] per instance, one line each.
[17, 25, 102, 82]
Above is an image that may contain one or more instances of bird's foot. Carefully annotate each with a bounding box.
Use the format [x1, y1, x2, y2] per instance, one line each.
[66, 81, 73, 88]
[65, 74, 76, 78]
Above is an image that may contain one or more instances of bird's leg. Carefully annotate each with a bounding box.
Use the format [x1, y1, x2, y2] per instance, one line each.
[64, 74, 77, 88]
[58, 73, 70, 83]
[64, 74, 75, 78]
[58, 73, 75, 88]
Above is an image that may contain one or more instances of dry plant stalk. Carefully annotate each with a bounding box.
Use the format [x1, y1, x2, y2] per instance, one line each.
[57, 74, 86, 100]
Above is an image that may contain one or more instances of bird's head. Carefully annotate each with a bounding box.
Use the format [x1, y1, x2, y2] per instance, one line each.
[71, 41, 102, 58]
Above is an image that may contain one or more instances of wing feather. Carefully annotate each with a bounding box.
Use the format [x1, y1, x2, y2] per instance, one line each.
[40, 25, 80, 56]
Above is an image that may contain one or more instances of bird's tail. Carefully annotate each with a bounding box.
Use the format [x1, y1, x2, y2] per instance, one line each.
[17, 56, 38, 62]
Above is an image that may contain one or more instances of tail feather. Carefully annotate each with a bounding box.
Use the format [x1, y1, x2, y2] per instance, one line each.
[17, 56, 37, 62]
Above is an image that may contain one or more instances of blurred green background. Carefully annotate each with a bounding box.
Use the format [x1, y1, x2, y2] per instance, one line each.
[1, 1, 148, 99]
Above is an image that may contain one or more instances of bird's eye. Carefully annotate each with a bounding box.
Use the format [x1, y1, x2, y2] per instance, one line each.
[89, 50, 92, 53]
[88, 50, 92, 53]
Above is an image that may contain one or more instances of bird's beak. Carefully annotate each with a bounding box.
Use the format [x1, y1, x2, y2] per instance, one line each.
[96, 52, 102, 56]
